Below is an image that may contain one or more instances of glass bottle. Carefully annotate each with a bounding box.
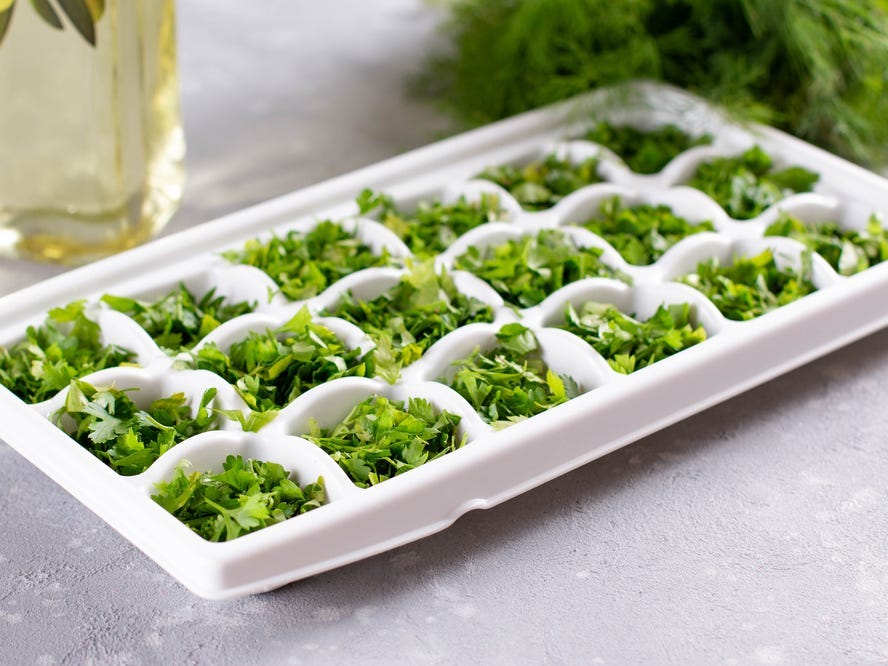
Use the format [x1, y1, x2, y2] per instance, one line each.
[0, 0, 184, 265]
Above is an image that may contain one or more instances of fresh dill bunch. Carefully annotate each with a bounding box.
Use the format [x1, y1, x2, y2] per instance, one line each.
[420, 0, 888, 167]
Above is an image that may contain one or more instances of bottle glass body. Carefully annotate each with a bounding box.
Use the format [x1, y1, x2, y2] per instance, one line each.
[0, 0, 184, 264]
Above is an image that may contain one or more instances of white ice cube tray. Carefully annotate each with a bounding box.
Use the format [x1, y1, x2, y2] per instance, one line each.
[2, 83, 887, 599]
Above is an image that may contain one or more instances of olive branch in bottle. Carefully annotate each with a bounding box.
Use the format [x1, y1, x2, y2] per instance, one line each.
[0, 0, 105, 47]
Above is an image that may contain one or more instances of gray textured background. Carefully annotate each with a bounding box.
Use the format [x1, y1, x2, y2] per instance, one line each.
[2, 2, 887, 664]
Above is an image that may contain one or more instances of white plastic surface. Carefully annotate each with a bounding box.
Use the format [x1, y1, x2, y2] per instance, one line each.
[1, 83, 887, 599]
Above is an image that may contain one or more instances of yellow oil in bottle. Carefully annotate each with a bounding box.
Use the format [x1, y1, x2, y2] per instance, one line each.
[0, 1, 183, 265]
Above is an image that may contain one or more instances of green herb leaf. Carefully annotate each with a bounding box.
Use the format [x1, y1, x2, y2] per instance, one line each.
[678, 249, 817, 320]
[585, 122, 712, 174]
[29, 0, 62, 28]
[223, 220, 395, 301]
[323, 261, 494, 382]
[495, 321, 538, 355]
[579, 196, 715, 265]
[0, 301, 136, 404]
[151, 455, 326, 542]
[445, 323, 580, 427]
[306, 395, 464, 488]
[689, 146, 819, 220]
[764, 212, 888, 276]
[213, 407, 280, 433]
[558, 301, 707, 373]
[102, 284, 255, 354]
[0, 3, 13, 47]
[53, 381, 220, 476]
[476, 154, 601, 210]
[56, 0, 95, 45]
[453, 228, 629, 308]
[191, 306, 370, 412]
[358, 189, 508, 256]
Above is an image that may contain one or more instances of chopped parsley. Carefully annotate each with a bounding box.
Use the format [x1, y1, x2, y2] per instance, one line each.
[222, 220, 394, 301]
[584, 121, 712, 174]
[475, 154, 601, 210]
[445, 322, 580, 428]
[0, 301, 136, 404]
[764, 213, 888, 276]
[356, 189, 508, 257]
[152, 455, 326, 542]
[306, 395, 464, 488]
[453, 228, 628, 308]
[191, 307, 370, 412]
[688, 145, 819, 220]
[678, 249, 817, 320]
[579, 196, 715, 265]
[54, 380, 219, 476]
[323, 261, 495, 383]
[101, 284, 255, 354]
[558, 301, 707, 374]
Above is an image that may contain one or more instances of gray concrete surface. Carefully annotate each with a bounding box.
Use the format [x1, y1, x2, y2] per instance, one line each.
[1, 2, 887, 664]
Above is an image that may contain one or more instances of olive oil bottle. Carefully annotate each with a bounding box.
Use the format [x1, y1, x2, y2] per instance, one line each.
[0, 1, 183, 264]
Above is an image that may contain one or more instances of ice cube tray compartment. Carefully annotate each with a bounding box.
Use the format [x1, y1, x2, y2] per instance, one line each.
[135, 429, 359, 503]
[265, 376, 491, 444]
[2, 83, 888, 599]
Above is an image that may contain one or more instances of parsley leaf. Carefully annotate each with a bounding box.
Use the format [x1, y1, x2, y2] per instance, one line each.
[101, 284, 255, 354]
[306, 395, 464, 488]
[475, 154, 601, 210]
[357, 189, 509, 257]
[584, 122, 712, 174]
[0, 301, 136, 404]
[678, 249, 817, 320]
[54, 380, 219, 476]
[579, 196, 715, 265]
[323, 261, 495, 383]
[688, 146, 819, 220]
[453, 228, 629, 308]
[444, 323, 580, 428]
[222, 220, 395, 301]
[558, 301, 707, 373]
[764, 213, 888, 276]
[191, 306, 371, 412]
[151, 455, 326, 542]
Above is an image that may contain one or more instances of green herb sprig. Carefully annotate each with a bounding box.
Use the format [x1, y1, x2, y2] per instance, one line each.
[323, 261, 494, 383]
[54, 380, 219, 476]
[306, 395, 464, 488]
[446, 322, 580, 428]
[419, 0, 888, 167]
[585, 122, 712, 174]
[764, 213, 888, 276]
[453, 229, 627, 308]
[101, 285, 255, 354]
[357, 189, 508, 257]
[558, 301, 707, 374]
[678, 249, 816, 321]
[579, 197, 715, 265]
[0, 301, 135, 404]
[152, 455, 326, 542]
[223, 220, 394, 301]
[688, 146, 819, 220]
[191, 307, 370, 412]
[1, 0, 105, 48]
[475, 154, 601, 210]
